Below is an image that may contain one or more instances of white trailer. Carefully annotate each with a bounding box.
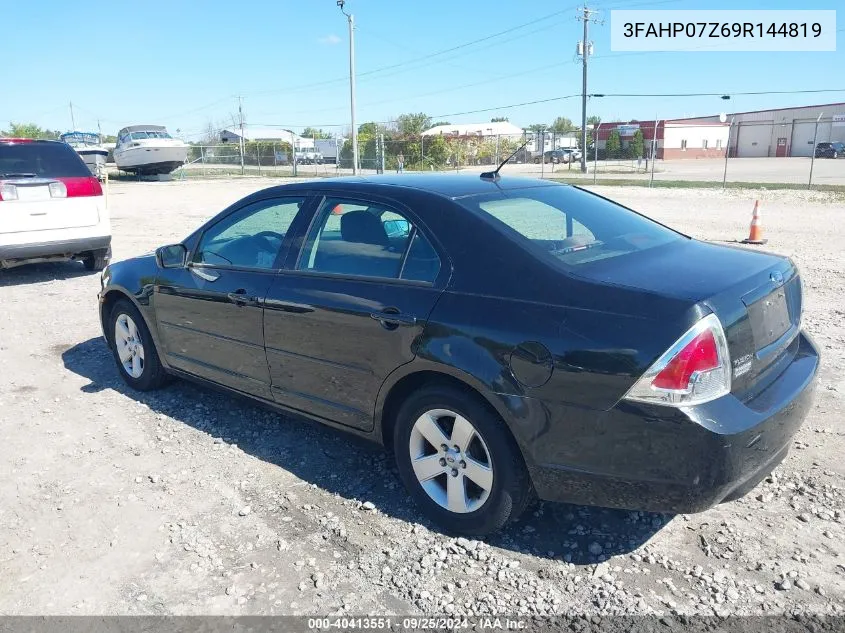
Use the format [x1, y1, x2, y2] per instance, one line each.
[315, 139, 343, 164]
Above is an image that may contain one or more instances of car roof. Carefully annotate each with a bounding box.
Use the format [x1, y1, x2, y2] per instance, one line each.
[273, 173, 566, 200]
[0, 138, 65, 145]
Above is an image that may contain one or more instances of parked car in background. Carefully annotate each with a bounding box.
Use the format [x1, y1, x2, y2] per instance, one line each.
[295, 148, 323, 164]
[1, 138, 111, 270]
[814, 142, 844, 158]
[535, 149, 581, 164]
[98, 174, 818, 535]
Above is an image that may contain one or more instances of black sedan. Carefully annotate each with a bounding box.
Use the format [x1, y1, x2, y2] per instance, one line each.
[814, 142, 844, 158]
[99, 175, 819, 535]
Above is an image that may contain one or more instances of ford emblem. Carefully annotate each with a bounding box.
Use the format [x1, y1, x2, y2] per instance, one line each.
[770, 271, 784, 287]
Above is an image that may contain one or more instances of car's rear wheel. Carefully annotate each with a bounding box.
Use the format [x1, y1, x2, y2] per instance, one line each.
[109, 299, 168, 391]
[393, 385, 532, 535]
[83, 247, 111, 271]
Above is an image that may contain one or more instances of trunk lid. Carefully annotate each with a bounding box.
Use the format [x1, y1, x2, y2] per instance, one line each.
[0, 178, 101, 233]
[574, 238, 802, 397]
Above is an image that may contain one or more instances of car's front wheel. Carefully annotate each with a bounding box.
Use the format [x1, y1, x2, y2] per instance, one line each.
[393, 385, 532, 535]
[109, 299, 168, 391]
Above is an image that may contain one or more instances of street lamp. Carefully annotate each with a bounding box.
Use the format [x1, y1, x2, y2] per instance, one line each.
[338, 1, 358, 174]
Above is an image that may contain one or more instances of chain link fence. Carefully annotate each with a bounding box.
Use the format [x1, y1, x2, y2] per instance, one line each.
[111, 122, 845, 190]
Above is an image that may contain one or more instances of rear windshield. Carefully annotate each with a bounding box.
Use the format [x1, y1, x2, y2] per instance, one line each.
[0, 142, 91, 178]
[458, 185, 683, 267]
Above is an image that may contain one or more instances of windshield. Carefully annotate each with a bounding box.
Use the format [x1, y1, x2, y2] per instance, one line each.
[458, 185, 683, 267]
[129, 131, 172, 140]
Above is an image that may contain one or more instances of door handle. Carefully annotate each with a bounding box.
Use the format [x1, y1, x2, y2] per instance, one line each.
[227, 289, 259, 306]
[370, 310, 417, 327]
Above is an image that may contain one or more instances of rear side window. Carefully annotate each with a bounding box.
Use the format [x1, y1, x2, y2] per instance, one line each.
[460, 186, 682, 267]
[0, 142, 91, 178]
[297, 197, 440, 282]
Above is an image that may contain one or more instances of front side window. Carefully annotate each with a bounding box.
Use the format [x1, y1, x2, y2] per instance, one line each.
[297, 197, 440, 282]
[459, 186, 682, 268]
[194, 197, 305, 269]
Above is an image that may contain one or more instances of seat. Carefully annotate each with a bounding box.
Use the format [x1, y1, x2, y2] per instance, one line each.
[340, 211, 389, 247]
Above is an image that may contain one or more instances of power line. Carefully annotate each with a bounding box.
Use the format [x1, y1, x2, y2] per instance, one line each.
[594, 88, 845, 97]
[244, 7, 580, 97]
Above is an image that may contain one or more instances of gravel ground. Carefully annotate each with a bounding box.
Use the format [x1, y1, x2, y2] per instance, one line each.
[0, 178, 843, 617]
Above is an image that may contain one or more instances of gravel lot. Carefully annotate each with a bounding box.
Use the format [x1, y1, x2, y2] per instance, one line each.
[1, 178, 843, 617]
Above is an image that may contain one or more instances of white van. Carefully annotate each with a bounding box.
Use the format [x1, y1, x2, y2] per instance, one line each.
[0, 138, 111, 270]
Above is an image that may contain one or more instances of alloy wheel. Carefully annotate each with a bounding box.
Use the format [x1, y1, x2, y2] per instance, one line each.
[408, 408, 493, 514]
[114, 313, 145, 379]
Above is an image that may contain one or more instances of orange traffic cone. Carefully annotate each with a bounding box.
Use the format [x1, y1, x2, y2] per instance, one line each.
[742, 200, 767, 245]
[332, 204, 344, 215]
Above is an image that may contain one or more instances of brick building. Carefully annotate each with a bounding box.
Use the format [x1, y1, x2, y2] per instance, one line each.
[595, 120, 730, 159]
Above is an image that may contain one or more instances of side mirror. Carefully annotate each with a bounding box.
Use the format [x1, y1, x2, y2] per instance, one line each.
[156, 244, 187, 269]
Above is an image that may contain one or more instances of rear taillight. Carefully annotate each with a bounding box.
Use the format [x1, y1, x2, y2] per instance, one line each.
[623, 313, 731, 407]
[0, 182, 18, 201]
[57, 176, 103, 197]
[49, 181, 67, 198]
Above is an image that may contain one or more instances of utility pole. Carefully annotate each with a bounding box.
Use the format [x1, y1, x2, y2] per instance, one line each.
[577, 5, 599, 173]
[69, 101, 76, 131]
[338, 1, 358, 174]
[238, 96, 245, 175]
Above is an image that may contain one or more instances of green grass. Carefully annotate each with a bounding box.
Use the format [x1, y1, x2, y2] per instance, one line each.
[547, 177, 845, 193]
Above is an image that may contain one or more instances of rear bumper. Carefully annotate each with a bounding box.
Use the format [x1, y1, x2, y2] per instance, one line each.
[0, 235, 111, 262]
[527, 331, 819, 513]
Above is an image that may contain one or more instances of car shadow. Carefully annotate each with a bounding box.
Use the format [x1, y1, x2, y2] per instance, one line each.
[0, 261, 94, 287]
[62, 337, 667, 564]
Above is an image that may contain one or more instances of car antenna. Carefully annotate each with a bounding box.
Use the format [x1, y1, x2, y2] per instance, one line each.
[480, 139, 530, 181]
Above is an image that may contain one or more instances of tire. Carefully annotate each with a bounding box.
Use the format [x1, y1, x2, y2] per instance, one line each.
[108, 298, 169, 391]
[393, 384, 532, 536]
[83, 247, 111, 271]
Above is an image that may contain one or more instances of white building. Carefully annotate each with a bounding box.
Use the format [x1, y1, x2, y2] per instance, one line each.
[688, 103, 845, 158]
[422, 121, 525, 139]
[220, 126, 314, 150]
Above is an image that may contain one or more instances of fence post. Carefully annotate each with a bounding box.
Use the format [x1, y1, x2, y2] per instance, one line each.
[808, 112, 824, 190]
[650, 120, 659, 188]
[722, 118, 734, 189]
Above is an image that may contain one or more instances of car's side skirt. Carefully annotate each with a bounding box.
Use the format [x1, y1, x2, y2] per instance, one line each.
[165, 366, 381, 445]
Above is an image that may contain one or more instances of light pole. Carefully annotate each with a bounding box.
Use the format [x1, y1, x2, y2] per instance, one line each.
[338, 1, 358, 174]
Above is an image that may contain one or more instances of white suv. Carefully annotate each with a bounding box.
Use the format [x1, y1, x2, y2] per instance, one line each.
[0, 138, 111, 270]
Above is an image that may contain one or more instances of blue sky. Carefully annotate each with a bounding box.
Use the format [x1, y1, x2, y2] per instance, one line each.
[3, 0, 841, 138]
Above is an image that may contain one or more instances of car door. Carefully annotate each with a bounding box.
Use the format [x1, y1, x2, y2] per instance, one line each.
[154, 195, 312, 400]
[263, 193, 448, 431]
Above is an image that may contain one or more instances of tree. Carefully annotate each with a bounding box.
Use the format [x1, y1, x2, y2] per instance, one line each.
[422, 135, 448, 169]
[629, 129, 645, 159]
[605, 129, 622, 159]
[2, 122, 56, 139]
[549, 117, 575, 134]
[357, 122, 381, 137]
[430, 120, 451, 128]
[396, 112, 431, 138]
[302, 127, 333, 139]
[587, 115, 601, 127]
[527, 123, 546, 133]
[490, 117, 509, 123]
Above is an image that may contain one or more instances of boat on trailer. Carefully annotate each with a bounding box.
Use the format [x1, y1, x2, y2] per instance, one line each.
[60, 131, 109, 178]
[114, 125, 188, 175]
